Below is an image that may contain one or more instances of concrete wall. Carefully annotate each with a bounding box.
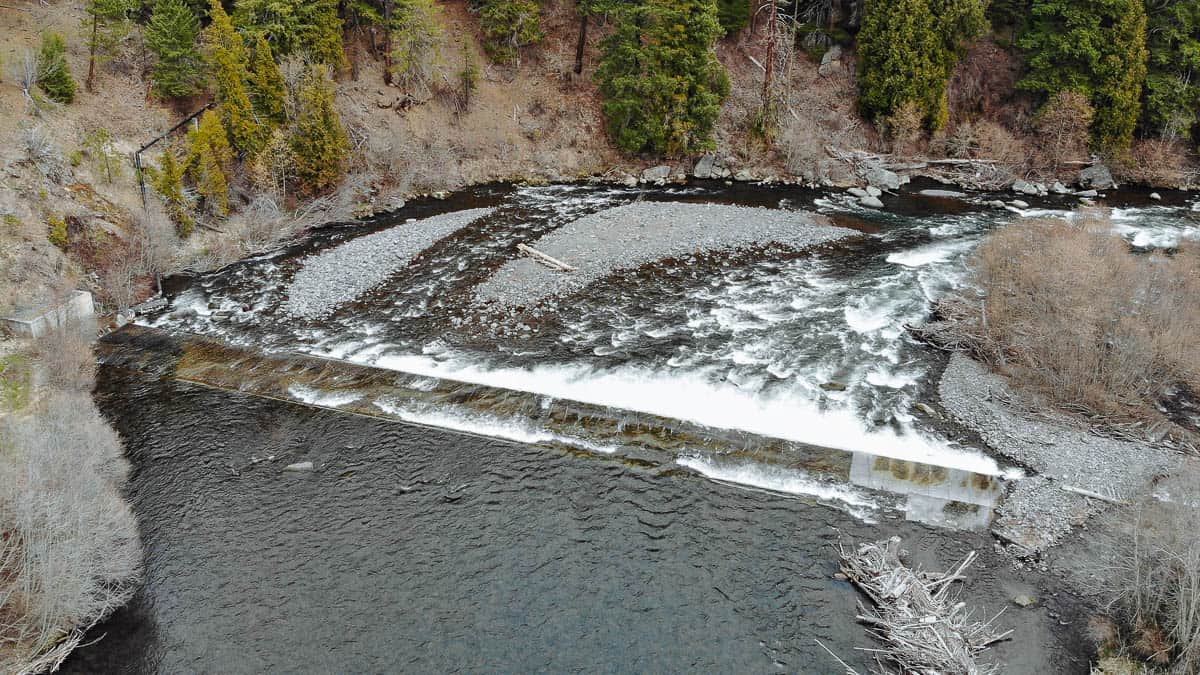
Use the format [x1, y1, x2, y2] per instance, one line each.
[1, 291, 95, 338]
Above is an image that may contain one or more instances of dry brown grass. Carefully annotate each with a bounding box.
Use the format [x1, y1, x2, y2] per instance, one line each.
[917, 215, 1200, 425]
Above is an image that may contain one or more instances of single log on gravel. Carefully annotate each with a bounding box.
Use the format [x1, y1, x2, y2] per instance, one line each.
[517, 243, 576, 272]
[837, 537, 1011, 674]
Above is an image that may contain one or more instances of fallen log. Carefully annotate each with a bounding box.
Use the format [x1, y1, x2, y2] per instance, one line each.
[836, 537, 1011, 674]
[517, 243, 576, 272]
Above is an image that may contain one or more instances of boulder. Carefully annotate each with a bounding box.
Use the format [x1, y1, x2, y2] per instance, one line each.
[693, 154, 716, 179]
[1010, 199, 1030, 209]
[865, 185, 883, 197]
[1011, 179, 1039, 196]
[862, 161, 907, 191]
[1075, 189, 1098, 198]
[642, 165, 672, 183]
[1012, 594, 1038, 608]
[820, 381, 848, 391]
[1049, 181, 1070, 195]
[859, 195, 885, 209]
[820, 45, 843, 66]
[847, 187, 869, 199]
[1150, 192, 1162, 201]
[1079, 164, 1116, 190]
[733, 169, 756, 182]
[987, 200, 1008, 208]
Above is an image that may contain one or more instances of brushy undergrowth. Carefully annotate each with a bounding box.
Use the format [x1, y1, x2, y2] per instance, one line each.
[915, 215, 1200, 430]
[0, 329, 141, 674]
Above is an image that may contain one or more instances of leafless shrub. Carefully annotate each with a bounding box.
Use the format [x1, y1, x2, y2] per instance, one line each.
[1034, 90, 1094, 174]
[1100, 476, 1200, 672]
[0, 390, 141, 674]
[1120, 139, 1194, 190]
[914, 216, 1200, 423]
[30, 320, 96, 393]
[972, 120, 1028, 170]
[20, 126, 67, 182]
[885, 101, 925, 156]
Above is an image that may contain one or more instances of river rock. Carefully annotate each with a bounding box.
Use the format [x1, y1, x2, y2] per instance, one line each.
[1075, 189, 1098, 198]
[1012, 594, 1038, 608]
[820, 45, 843, 66]
[1010, 199, 1029, 209]
[820, 381, 848, 391]
[847, 187, 869, 199]
[987, 200, 1008, 208]
[642, 165, 672, 183]
[859, 195, 884, 209]
[1150, 192, 1162, 200]
[1012, 179, 1039, 196]
[693, 154, 716, 179]
[865, 186, 882, 197]
[919, 189, 966, 198]
[1079, 164, 1116, 190]
[733, 169, 756, 182]
[862, 162, 907, 191]
[284, 461, 314, 472]
[1049, 181, 1070, 195]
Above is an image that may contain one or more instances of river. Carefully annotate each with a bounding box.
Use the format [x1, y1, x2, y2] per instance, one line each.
[64, 180, 1197, 672]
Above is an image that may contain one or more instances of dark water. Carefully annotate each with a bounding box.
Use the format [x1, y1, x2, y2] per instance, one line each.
[63, 355, 1088, 673]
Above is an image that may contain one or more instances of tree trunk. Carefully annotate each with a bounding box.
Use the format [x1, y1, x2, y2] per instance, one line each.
[87, 14, 98, 92]
[573, 13, 588, 75]
[382, 0, 393, 85]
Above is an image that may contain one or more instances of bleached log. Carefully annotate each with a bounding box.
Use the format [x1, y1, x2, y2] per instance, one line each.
[517, 243, 576, 272]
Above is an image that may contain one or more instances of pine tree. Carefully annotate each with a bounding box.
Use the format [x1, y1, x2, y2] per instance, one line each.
[595, 0, 729, 155]
[389, 0, 445, 95]
[146, 0, 203, 99]
[234, 0, 347, 68]
[186, 110, 233, 215]
[480, 0, 543, 64]
[715, 0, 749, 36]
[857, 0, 987, 130]
[249, 35, 287, 125]
[1141, 0, 1200, 141]
[151, 149, 196, 236]
[203, 0, 264, 156]
[83, 0, 136, 92]
[289, 65, 350, 194]
[36, 32, 77, 104]
[1018, 0, 1148, 152]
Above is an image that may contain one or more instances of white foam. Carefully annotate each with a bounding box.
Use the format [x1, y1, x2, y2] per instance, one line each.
[886, 240, 975, 268]
[372, 398, 618, 454]
[677, 454, 879, 518]
[287, 384, 362, 408]
[356, 351, 1011, 476]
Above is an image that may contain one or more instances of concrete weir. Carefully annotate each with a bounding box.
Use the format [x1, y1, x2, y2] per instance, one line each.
[100, 324, 1006, 529]
[1, 290, 94, 338]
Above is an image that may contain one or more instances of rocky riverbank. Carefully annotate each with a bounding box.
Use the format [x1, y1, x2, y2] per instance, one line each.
[474, 202, 858, 308]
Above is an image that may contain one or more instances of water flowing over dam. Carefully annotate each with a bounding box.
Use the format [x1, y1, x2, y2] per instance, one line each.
[65, 181, 1197, 672]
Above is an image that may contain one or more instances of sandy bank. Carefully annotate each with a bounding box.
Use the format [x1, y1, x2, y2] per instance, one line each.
[284, 207, 495, 319]
[474, 202, 858, 307]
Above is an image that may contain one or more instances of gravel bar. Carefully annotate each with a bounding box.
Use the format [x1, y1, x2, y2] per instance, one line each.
[938, 354, 1176, 553]
[284, 207, 495, 319]
[474, 202, 858, 307]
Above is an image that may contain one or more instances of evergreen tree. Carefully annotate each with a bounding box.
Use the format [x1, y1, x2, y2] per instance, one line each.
[36, 32, 77, 104]
[389, 0, 445, 95]
[83, 0, 136, 92]
[1141, 0, 1200, 141]
[857, 0, 987, 130]
[289, 65, 350, 194]
[203, 0, 264, 156]
[234, 0, 347, 68]
[146, 0, 203, 99]
[1018, 0, 1148, 152]
[715, 0, 749, 37]
[480, 0, 543, 63]
[186, 110, 234, 216]
[249, 35, 287, 124]
[151, 149, 196, 236]
[595, 0, 730, 155]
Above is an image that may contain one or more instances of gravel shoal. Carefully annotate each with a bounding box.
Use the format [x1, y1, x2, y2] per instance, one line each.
[284, 207, 495, 319]
[473, 202, 858, 307]
[938, 354, 1176, 553]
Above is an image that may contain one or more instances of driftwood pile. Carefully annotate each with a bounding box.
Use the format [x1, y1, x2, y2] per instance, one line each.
[831, 537, 1011, 674]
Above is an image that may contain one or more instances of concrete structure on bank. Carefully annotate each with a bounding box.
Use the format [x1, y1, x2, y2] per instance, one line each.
[1, 291, 95, 338]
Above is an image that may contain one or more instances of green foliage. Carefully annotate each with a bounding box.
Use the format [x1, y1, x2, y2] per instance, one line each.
[82, 128, 125, 184]
[480, 0, 544, 63]
[1018, 0, 1148, 152]
[1141, 0, 1200, 140]
[857, 0, 987, 130]
[390, 0, 445, 93]
[595, 0, 730, 155]
[459, 44, 479, 112]
[233, 0, 348, 68]
[186, 110, 233, 215]
[288, 65, 350, 194]
[249, 35, 287, 124]
[151, 150, 195, 236]
[0, 354, 32, 413]
[83, 0, 137, 87]
[146, 0, 203, 99]
[203, 0, 264, 156]
[36, 32, 77, 104]
[47, 214, 68, 250]
[715, 0, 748, 36]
